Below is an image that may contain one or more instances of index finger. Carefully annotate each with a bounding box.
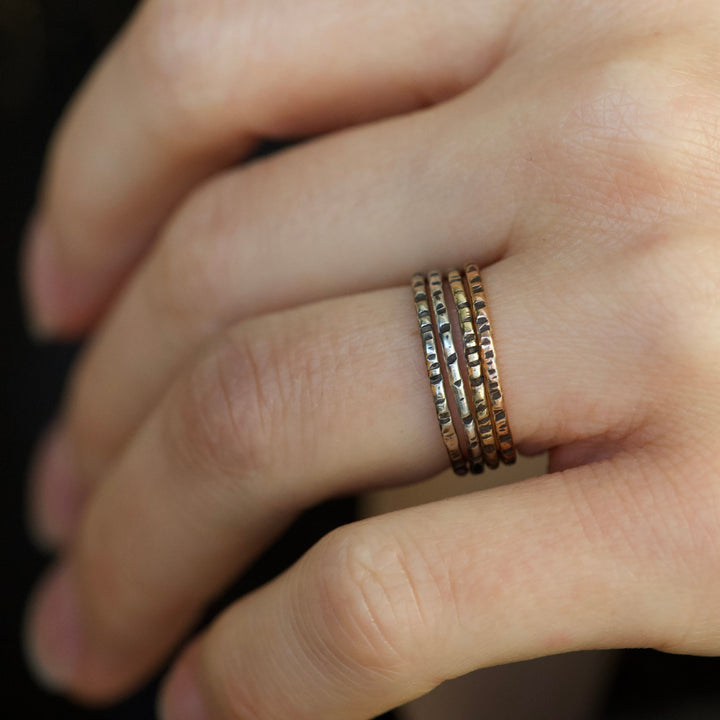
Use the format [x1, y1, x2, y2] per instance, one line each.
[23, 0, 522, 337]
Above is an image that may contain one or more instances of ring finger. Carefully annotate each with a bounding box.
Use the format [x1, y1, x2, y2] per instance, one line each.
[26, 248, 658, 702]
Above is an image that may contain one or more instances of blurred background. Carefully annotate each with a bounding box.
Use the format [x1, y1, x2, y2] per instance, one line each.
[3, 1, 720, 718]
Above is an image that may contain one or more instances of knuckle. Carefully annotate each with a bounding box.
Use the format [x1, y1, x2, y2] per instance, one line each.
[167, 329, 280, 483]
[161, 297, 344, 491]
[536, 43, 720, 228]
[308, 525, 450, 675]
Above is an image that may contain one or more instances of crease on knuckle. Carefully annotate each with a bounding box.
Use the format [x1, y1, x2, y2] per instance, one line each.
[167, 329, 279, 488]
[308, 526, 452, 681]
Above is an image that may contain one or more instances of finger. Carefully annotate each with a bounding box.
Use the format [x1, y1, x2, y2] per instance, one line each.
[36, 84, 524, 545]
[25, 248, 661, 701]
[158, 451, 714, 720]
[34, 20, 719, 546]
[23, 0, 524, 337]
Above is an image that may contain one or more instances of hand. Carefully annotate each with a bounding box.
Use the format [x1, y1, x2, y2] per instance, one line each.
[23, 1, 720, 718]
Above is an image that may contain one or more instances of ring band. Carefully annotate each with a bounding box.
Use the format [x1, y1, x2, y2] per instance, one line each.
[411, 265, 516, 474]
[411, 273, 468, 475]
[428, 271, 485, 474]
[448, 269, 499, 469]
[464, 263, 516, 465]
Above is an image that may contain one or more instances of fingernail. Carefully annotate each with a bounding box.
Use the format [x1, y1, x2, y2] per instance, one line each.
[24, 564, 84, 693]
[158, 646, 211, 720]
[28, 424, 84, 551]
[22, 213, 66, 340]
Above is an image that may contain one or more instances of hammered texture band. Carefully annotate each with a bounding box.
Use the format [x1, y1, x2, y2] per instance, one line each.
[411, 265, 516, 475]
[428, 271, 485, 474]
[411, 274, 467, 475]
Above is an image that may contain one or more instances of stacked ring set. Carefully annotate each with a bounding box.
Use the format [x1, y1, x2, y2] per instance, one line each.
[411, 263, 516, 475]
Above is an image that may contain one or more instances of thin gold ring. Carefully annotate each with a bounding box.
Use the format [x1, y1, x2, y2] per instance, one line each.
[448, 269, 499, 469]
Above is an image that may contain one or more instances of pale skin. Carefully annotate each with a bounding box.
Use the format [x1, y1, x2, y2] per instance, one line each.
[21, 0, 720, 718]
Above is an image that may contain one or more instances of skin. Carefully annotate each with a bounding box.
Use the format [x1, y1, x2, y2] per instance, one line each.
[20, 0, 720, 718]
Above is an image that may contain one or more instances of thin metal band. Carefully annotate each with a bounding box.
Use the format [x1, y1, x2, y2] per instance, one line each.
[411, 274, 467, 475]
[464, 263, 516, 464]
[427, 271, 484, 474]
[448, 269, 499, 469]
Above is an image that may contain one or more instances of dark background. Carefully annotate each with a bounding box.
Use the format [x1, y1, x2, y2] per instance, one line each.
[2, 2, 720, 718]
